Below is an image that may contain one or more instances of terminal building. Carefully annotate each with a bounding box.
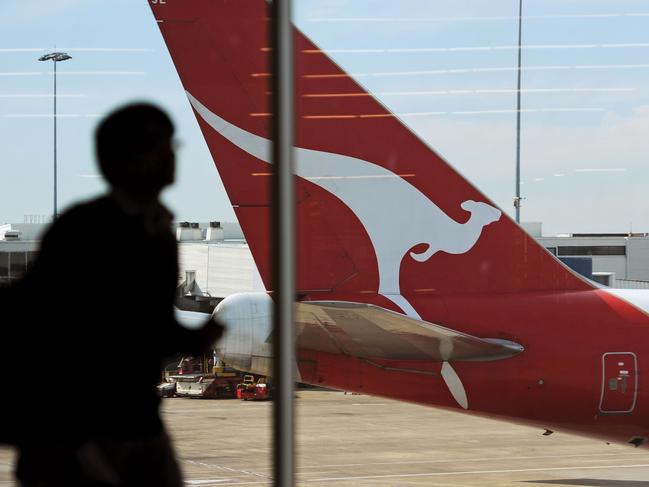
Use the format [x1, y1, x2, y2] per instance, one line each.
[522, 222, 649, 288]
[173, 221, 264, 312]
[0, 221, 264, 310]
[2, 220, 649, 298]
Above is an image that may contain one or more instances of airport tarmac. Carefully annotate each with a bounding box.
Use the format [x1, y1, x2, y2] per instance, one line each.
[1, 390, 648, 486]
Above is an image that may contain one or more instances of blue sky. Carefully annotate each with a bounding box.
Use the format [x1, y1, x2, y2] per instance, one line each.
[2, 0, 649, 235]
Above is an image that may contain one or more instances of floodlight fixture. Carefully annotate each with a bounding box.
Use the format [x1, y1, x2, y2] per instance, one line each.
[38, 52, 72, 62]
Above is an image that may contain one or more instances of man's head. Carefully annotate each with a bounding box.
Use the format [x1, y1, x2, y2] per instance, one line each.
[96, 103, 175, 198]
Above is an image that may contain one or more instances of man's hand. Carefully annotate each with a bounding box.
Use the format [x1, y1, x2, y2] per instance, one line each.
[203, 316, 225, 344]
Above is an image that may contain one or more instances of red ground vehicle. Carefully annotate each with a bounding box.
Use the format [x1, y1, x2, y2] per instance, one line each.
[236, 375, 272, 401]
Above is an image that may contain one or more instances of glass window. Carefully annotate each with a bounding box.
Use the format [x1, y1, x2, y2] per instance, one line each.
[10, 252, 27, 279]
[558, 246, 626, 256]
[0, 253, 8, 279]
[26, 251, 39, 269]
[4, 0, 649, 485]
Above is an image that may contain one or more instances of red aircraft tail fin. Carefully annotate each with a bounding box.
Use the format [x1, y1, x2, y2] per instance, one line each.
[151, 0, 591, 318]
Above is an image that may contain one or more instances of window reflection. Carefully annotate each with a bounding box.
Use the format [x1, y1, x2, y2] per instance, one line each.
[3, 0, 649, 485]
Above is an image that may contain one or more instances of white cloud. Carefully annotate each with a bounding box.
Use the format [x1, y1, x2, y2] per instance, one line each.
[410, 105, 649, 179]
[407, 106, 649, 234]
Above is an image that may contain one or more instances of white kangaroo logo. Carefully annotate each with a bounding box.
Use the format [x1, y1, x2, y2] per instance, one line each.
[187, 91, 502, 319]
[188, 92, 501, 410]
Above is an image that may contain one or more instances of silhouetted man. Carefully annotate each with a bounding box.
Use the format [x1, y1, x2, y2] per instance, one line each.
[8, 103, 223, 486]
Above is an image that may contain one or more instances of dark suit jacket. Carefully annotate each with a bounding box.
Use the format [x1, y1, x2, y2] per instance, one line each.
[1, 195, 219, 442]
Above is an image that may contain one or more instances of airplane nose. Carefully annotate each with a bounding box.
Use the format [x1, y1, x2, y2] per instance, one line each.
[213, 293, 250, 338]
[212, 292, 273, 375]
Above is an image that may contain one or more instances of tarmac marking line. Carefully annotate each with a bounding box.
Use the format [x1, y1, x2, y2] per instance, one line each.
[187, 482, 269, 486]
[307, 463, 649, 482]
[186, 480, 232, 485]
[184, 460, 271, 479]
[284, 451, 645, 469]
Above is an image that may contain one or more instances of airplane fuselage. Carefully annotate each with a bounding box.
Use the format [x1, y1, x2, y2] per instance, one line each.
[215, 288, 649, 447]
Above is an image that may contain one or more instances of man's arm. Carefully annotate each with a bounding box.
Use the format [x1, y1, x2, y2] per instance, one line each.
[164, 316, 224, 357]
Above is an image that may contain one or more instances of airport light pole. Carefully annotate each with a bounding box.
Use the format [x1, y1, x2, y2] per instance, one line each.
[514, 0, 523, 224]
[38, 52, 72, 221]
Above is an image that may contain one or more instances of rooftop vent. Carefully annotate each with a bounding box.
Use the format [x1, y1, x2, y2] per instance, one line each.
[206, 221, 225, 242]
[4, 231, 22, 241]
[176, 223, 202, 241]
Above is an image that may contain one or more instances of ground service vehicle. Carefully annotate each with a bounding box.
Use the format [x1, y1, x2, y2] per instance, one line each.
[237, 375, 272, 401]
[159, 355, 241, 398]
[174, 374, 239, 399]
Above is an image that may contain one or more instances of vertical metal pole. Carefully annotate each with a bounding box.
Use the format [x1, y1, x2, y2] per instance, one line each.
[53, 59, 58, 220]
[270, 0, 295, 486]
[206, 245, 210, 295]
[514, 0, 523, 224]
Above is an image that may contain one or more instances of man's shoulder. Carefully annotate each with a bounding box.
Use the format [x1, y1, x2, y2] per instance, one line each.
[61, 195, 115, 219]
[43, 196, 117, 238]
[46, 194, 175, 243]
[56, 196, 114, 223]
